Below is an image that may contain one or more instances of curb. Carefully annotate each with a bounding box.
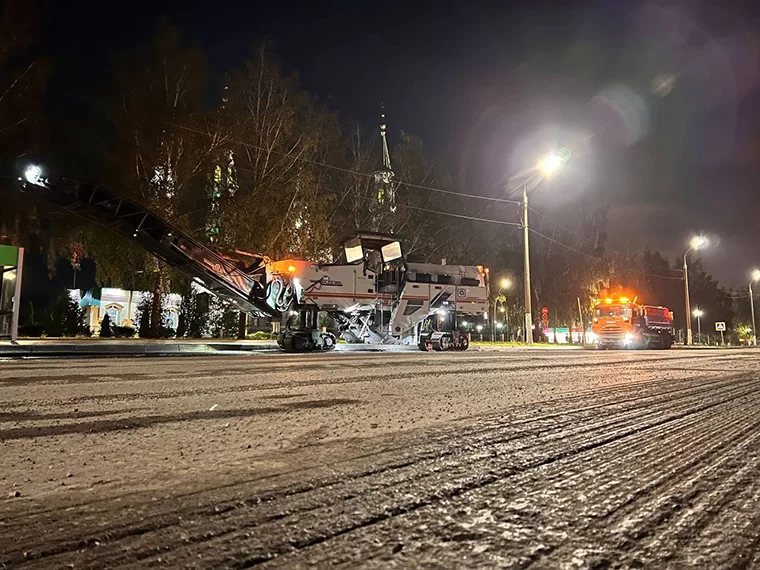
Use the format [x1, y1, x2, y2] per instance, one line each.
[0, 341, 280, 358]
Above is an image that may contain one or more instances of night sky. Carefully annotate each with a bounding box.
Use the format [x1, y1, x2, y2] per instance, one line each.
[41, 0, 760, 286]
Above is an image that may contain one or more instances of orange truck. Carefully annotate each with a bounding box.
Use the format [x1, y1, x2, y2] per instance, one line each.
[592, 293, 675, 349]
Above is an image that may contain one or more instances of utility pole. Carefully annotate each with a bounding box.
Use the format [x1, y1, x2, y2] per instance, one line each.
[513, 149, 568, 345]
[522, 182, 533, 345]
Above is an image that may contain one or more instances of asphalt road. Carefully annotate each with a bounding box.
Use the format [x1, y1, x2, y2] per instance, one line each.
[2, 348, 760, 568]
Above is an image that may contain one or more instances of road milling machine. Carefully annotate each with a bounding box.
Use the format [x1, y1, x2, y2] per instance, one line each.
[20, 174, 489, 352]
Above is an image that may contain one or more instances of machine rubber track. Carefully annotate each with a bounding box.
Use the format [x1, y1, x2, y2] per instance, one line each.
[418, 332, 469, 352]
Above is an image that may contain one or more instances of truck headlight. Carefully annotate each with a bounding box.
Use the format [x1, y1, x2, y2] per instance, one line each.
[625, 332, 633, 343]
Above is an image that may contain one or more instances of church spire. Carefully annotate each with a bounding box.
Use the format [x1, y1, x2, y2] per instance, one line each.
[374, 102, 396, 213]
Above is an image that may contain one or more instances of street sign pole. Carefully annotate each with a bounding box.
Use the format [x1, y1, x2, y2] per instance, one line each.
[715, 321, 726, 346]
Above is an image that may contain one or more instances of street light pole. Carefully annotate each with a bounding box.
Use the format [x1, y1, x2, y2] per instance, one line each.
[491, 298, 496, 341]
[750, 270, 760, 346]
[682, 237, 707, 346]
[751, 283, 757, 347]
[696, 311, 701, 344]
[522, 181, 533, 345]
[683, 251, 692, 346]
[492, 278, 511, 342]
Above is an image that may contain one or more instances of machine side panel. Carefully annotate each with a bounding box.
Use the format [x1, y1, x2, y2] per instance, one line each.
[455, 285, 488, 315]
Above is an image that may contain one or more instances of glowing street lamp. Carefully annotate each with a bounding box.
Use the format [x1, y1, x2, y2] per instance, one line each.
[750, 269, 760, 346]
[538, 152, 564, 178]
[692, 307, 703, 345]
[683, 236, 707, 345]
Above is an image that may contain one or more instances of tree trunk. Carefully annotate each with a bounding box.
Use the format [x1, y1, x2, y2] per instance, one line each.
[237, 312, 247, 339]
[150, 270, 163, 338]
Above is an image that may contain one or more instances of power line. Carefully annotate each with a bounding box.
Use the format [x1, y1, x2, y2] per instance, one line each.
[396, 203, 521, 226]
[529, 206, 589, 243]
[162, 121, 522, 205]
[528, 206, 683, 275]
[350, 193, 521, 227]
[528, 227, 684, 282]
[528, 227, 600, 262]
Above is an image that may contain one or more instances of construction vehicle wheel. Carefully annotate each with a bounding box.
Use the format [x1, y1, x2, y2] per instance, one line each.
[418, 340, 432, 351]
[278, 331, 308, 352]
[458, 336, 470, 351]
[432, 334, 451, 352]
[320, 333, 336, 351]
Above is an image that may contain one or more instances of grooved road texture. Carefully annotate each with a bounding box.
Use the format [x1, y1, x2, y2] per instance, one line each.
[1, 349, 760, 568]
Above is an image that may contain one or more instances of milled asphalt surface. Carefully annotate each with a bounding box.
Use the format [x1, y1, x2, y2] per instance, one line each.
[1, 348, 760, 568]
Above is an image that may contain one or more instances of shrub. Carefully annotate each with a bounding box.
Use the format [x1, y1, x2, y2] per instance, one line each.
[45, 293, 89, 337]
[18, 324, 44, 337]
[248, 331, 273, 340]
[158, 326, 176, 338]
[135, 294, 152, 338]
[99, 314, 113, 337]
[112, 326, 136, 338]
[178, 290, 209, 338]
[208, 297, 239, 338]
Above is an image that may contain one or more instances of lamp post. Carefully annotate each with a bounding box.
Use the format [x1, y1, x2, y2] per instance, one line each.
[750, 269, 760, 346]
[521, 150, 568, 345]
[683, 236, 707, 345]
[492, 277, 511, 341]
[693, 307, 703, 345]
[500, 305, 509, 341]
